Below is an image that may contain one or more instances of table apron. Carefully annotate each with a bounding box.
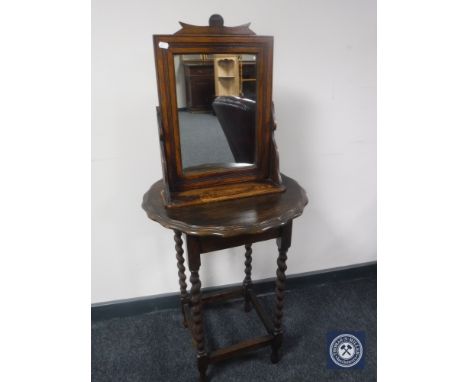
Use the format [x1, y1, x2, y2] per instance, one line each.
[191, 226, 283, 254]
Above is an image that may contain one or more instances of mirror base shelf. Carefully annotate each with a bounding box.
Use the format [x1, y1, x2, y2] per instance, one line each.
[162, 180, 285, 208]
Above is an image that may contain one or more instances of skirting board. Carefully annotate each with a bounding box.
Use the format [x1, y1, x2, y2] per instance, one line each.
[92, 261, 376, 321]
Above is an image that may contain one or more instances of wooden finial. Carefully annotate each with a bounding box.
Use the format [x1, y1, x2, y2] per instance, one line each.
[209, 14, 224, 27]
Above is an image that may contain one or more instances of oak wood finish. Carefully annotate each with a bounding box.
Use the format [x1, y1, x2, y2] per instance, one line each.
[271, 221, 292, 363]
[174, 231, 189, 327]
[148, 14, 308, 382]
[189, 263, 208, 380]
[209, 335, 274, 364]
[247, 289, 274, 334]
[175, 14, 255, 36]
[143, 173, 307, 381]
[242, 244, 253, 312]
[201, 286, 244, 305]
[142, 175, 307, 237]
[153, 15, 284, 208]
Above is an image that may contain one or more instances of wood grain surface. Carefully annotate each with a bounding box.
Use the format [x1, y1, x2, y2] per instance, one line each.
[142, 174, 308, 237]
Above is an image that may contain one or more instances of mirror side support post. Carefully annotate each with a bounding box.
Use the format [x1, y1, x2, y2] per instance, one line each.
[156, 106, 172, 205]
[269, 102, 282, 186]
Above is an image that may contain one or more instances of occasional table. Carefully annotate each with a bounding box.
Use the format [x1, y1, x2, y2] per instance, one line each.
[142, 175, 308, 381]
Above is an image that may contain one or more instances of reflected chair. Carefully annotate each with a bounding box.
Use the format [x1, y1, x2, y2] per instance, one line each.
[212, 96, 256, 164]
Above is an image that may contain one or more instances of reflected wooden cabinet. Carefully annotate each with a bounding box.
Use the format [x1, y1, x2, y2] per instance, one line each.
[183, 61, 215, 112]
[240, 61, 256, 99]
[214, 55, 240, 97]
[183, 59, 257, 112]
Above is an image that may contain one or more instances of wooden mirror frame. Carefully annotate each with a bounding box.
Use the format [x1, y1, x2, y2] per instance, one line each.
[153, 15, 285, 208]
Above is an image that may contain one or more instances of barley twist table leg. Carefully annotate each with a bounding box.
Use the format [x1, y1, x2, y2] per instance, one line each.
[174, 230, 189, 327]
[187, 236, 208, 382]
[271, 221, 292, 364]
[242, 243, 253, 312]
[190, 268, 208, 381]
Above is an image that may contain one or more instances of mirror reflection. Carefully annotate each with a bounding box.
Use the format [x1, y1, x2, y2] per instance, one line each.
[174, 54, 257, 173]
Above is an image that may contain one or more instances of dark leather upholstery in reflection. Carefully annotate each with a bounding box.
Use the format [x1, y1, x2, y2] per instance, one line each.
[212, 96, 256, 164]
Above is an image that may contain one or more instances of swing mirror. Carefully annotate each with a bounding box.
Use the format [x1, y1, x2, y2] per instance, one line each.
[153, 15, 284, 207]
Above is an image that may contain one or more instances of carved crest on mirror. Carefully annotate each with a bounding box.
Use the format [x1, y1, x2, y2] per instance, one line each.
[153, 15, 284, 208]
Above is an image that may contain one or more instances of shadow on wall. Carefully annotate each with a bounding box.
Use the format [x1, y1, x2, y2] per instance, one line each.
[273, 88, 316, 183]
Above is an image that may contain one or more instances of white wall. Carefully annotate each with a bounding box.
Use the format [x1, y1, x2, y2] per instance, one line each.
[92, 0, 376, 303]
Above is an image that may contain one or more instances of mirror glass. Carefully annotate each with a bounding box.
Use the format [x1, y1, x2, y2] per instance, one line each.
[174, 54, 257, 173]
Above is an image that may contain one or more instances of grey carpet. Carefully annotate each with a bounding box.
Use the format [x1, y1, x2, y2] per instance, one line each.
[92, 274, 376, 381]
[178, 111, 235, 169]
